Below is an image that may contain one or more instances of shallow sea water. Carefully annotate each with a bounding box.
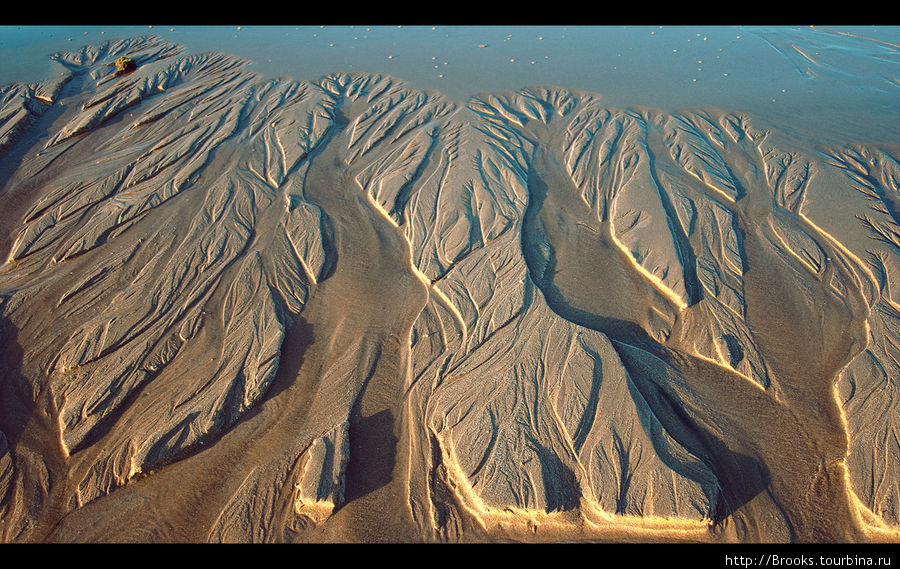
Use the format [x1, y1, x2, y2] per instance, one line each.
[0, 25, 898, 144]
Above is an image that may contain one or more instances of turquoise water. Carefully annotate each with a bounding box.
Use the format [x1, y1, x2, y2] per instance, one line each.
[1, 25, 898, 143]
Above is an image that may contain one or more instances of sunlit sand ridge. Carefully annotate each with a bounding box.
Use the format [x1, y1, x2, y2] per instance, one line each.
[0, 34, 899, 543]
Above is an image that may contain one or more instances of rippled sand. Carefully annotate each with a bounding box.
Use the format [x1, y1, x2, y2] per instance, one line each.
[0, 33, 899, 543]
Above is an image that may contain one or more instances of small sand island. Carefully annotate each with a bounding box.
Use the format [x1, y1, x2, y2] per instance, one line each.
[0, 31, 899, 544]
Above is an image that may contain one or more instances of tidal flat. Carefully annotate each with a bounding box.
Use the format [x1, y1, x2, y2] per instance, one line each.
[0, 26, 899, 544]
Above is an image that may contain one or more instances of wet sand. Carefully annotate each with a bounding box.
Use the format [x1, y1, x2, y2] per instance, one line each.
[0, 29, 899, 544]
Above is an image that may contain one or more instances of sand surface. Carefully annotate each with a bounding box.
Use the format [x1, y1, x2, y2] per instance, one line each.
[0, 29, 899, 544]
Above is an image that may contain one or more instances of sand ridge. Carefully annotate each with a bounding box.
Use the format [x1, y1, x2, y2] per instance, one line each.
[0, 34, 899, 543]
